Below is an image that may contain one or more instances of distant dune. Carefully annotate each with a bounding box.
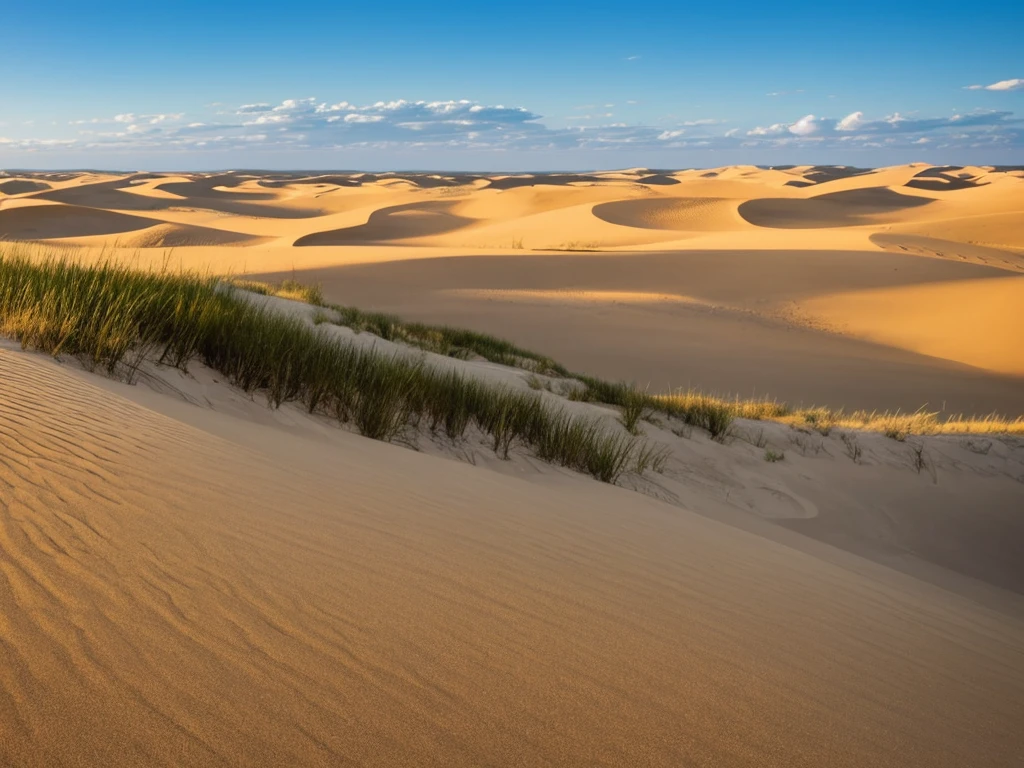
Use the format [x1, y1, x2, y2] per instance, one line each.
[2, 163, 1022, 414]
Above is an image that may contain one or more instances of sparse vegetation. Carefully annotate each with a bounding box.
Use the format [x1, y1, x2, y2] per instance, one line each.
[619, 388, 650, 435]
[233, 278, 1024, 440]
[229, 277, 325, 307]
[961, 438, 992, 455]
[840, 432, 863, 463]
[764, 449, 785, 463]
[0, 252, 665, 485]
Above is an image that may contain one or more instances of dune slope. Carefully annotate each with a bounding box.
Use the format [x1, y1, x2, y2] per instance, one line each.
[2, 344, 1024, 767]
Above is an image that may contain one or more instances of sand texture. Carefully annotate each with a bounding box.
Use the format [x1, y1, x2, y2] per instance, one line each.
[2, 342, 1023, 767]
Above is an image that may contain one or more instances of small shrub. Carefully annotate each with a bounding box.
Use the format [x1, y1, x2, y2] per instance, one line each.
[764, 449, 785, 463]
[840, 432, 862, 463]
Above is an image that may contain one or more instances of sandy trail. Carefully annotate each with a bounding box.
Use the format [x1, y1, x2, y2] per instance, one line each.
[2, 345, 1023, 767]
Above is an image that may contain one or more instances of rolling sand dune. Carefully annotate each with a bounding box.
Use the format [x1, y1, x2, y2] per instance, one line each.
[2, 163, 1022, 412]
[0, 202, 161, 239]
[3, 338, 1024, 767]
[738, 187, 935, 228]
[295, 201, 475, 245]
[593, 197, 750, 230]
[0, 179, 51, 195]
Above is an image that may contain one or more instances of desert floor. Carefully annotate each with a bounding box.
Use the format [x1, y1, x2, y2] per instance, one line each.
[1, 165, 1023, 766]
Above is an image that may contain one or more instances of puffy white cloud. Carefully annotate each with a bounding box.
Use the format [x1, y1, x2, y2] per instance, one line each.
[657, 130, 685, 140]
[965, 78, 1023, 91]
[788, 114, 818, 136]
[836, 111, 864, 131]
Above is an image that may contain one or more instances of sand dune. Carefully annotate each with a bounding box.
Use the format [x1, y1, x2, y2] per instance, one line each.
[0, 179, 51, 195]
[738, 187, 936, 228]
[295, 200, 475, 245]
[3, 338, 1023, 767]
[1, 164, 1021, 414]
[593, 196, 750, 231]
[872, 232, 1024, 272]
[801, 276, 1024, 376]
[0, 201, 161, 239]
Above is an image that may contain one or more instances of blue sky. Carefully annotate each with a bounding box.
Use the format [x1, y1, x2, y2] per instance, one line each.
[2, 1, 1022, 170]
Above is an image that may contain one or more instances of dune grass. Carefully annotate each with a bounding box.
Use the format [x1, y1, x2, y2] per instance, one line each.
[0, 252, 662, 484]
[234, 277, 569, 376]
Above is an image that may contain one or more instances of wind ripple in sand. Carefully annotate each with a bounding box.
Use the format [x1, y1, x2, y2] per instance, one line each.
[2, 347, 1024, 766]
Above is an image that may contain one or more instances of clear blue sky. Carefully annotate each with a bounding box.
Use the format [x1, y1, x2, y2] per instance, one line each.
[2, 0, 1022, 169]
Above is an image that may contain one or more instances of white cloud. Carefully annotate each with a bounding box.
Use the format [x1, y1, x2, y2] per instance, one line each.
[965, 78, 1023, 91]
[747, 123, 786, 136]
[788, 114, 818, 136]
[836, 111, 864, 131]
[7, 95, 1023, 160]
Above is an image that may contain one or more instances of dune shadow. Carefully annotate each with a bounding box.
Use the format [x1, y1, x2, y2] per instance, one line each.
[904, 167, 987, 192]
[484, 174, 603, 190]
[0, 180, 52, 195]
[593, 198, 737, 231]
[294, 201, 475, 246]
[739, 187, 934, 229]
[0, 204, 159, 239]
[33, 176, 325, 219]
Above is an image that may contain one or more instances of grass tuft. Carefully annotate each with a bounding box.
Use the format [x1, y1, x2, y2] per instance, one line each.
[1, 251, 667, 485]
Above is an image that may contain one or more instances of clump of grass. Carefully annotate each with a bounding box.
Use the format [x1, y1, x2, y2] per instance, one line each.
[228, 277, 325, 306]
[0, 251, 667, 486]
[634, 443, 671, 475]
[619, 388, 650, 435]
[658, 390, 735, 440]
[764, 449, 785, 463]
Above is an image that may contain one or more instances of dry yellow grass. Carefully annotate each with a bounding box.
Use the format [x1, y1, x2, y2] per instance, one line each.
[659, 391, 1024, 438]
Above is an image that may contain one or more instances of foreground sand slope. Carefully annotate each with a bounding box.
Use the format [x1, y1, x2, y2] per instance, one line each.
[2, 346, 1024, 767]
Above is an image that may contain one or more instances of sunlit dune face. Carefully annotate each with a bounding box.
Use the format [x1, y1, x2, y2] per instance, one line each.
[442, 288, 717, 305]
